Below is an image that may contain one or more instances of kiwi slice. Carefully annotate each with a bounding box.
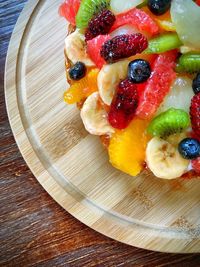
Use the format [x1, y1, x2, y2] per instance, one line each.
[176, 53, 200, 73]
[145, 33, 182, 54]
[175, 63, 185, 73]
[137, 0, 148, 9]
[147, 108, 190, 138]
[76, 0, 110, 29]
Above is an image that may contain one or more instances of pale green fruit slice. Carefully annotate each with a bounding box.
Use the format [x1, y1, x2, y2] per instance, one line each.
[157, 77, 194, 115]
[171, 0, 200, 50]
[110, 0, 145, 14]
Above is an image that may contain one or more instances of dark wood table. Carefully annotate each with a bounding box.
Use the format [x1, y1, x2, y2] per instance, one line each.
[0, 1, 200, 266]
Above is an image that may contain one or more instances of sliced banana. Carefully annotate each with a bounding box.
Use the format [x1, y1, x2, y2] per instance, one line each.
[146, 137, 189, 180]
[64, 30, 95, 66]
[80, 92, 115, 136]
[98, 60, 130, 105]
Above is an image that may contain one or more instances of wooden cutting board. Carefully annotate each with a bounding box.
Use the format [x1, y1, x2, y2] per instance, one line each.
[5, 0, 200, 253]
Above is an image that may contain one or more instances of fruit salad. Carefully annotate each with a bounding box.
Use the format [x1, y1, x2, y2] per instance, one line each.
[60, 0, 200, 180]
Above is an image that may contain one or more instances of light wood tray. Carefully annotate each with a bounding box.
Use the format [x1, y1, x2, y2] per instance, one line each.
[5, 0, 200, 253]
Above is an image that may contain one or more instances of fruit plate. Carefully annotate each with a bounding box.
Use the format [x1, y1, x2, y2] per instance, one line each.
[5, 0, 200, 253]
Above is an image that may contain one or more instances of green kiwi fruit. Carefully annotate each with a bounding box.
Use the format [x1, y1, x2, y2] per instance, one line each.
[177, 53, 200, 73]
[76, 0, 110, 29]
[137, 0, 148, 8]
[147, 108, 190, 138]
[145, 33, 182, 54]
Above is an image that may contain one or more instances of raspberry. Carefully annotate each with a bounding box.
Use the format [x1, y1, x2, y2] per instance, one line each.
[108, 79, 138, 129]
[85, 10, 115, 41]
[190, 93, 200, 137]
[100, 34, 148, 63]
[192, 157, 200, 174]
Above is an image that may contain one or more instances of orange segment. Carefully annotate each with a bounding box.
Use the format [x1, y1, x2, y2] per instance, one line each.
[64, 68, 99, 104]
[108, 119, 150, 176]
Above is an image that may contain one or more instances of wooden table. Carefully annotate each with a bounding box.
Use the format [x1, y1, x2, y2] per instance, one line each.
[0, 1, 200, 266]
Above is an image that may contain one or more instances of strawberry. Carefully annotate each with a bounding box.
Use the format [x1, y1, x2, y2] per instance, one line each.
[110, 8, 159, 36]
[136, 50, 177, 120]
[59, 0, 80, 25]
[87, 35, 110, 69]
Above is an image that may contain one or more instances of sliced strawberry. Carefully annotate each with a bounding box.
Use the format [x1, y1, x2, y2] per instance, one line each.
[136, 50, 177, 120]
[110, 8, 159, 36]
[87, 35, 110, 69]
[59, 0, 80, 25]
[192, 157, 200, 174]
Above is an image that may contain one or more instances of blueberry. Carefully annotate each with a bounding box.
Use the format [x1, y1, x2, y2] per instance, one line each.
[178, 138, 200, 160]
[69, 62, 86, 80]
[148, 0, 171, 16]
[192, 73, 200, 95]
[128, 59, 151, 83]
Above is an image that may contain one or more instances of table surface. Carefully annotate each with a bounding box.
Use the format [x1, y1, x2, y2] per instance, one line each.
[0, 1, 200, 266]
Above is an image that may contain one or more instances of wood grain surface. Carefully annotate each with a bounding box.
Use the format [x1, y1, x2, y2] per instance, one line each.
[1, 1, 200, 266]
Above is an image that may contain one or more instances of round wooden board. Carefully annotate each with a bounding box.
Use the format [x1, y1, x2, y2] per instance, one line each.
[5, 0, 200, 253]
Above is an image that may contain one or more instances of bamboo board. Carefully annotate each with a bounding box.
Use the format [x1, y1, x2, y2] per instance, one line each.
[5, 0, 200, 253]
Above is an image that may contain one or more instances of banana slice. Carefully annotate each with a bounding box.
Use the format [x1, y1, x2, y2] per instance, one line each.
[146, 137, 189, 179]
[64, 30, 95, 66]
[80, 92, 115, 136]
[98, 60, 130, 105]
